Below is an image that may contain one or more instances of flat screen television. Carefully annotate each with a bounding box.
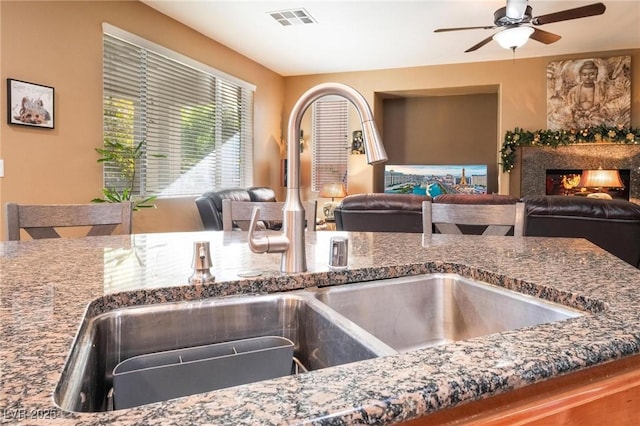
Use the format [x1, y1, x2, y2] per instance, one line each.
[384, 164, 488, 197]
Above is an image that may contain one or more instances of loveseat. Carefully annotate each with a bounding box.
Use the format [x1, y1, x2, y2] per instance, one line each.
[195, 187, 278, 231]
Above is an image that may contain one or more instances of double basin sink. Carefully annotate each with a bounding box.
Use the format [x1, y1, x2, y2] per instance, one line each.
[54, 273, 583, 412]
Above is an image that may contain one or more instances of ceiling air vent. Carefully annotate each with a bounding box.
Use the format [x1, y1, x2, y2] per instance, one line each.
[269, 8, 316, 26]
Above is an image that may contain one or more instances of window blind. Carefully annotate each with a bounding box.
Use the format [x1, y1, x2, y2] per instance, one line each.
[312, 97, 349, 192]
[102, 29, 254, 198]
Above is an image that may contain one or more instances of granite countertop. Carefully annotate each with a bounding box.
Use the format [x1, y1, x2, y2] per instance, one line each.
[2, 230, 640, 425]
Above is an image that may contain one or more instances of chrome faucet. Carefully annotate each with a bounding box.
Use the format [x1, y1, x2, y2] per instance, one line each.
[248, 82, 387, 273]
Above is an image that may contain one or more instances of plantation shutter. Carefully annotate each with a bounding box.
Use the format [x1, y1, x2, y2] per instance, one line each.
[102, 25, 254, 197]
[312, 97, 349, 192]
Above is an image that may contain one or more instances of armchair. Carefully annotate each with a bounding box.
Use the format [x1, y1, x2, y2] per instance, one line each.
[195, 187, 277, 231]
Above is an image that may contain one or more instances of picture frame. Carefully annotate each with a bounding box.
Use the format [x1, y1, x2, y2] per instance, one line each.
[546, 56, 630, 130]
[7, 79, 55, 129]
[351, 130, 364, 154]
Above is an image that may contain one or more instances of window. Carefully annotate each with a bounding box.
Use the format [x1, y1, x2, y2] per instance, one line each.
[102, 24, 254, 198]
[312, 97, 349, 192]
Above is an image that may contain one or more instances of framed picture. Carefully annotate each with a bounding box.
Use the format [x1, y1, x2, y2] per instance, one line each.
[351, 130, 364, 154]
[546, 56, 630, 130]
[7, 79, 55, 129]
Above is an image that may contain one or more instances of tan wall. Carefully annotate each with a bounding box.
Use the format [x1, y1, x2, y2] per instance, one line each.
[0, 0, 284, 238]
[283, 49, 640, 196]
[1, 1, 638, 239]
[382, 93, 499, 193]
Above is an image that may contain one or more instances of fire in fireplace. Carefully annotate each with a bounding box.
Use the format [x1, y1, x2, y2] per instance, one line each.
[546, 169, 630, 200]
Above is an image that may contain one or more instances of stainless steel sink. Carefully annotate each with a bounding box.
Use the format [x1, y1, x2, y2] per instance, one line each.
[55, 273, 584, 412]
[314, 274, 583, 352]
[54, 293, 391, 413]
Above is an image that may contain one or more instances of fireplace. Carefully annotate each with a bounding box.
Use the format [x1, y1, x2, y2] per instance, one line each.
[520, 144, 640, 204]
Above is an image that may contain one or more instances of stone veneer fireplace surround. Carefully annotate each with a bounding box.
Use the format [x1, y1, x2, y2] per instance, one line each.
[520, 144, 640, 205]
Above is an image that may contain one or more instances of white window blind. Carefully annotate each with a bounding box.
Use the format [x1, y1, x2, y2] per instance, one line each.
[312, 97, 349, 192]
[102, 28, 254, 198]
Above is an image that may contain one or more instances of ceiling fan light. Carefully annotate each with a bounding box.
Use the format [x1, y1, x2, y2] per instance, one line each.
[493, 26, 534, 50]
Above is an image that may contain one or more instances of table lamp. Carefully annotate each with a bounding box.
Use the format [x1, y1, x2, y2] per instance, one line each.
[577, 168, 624, 200]
[319, 182, 347, 220]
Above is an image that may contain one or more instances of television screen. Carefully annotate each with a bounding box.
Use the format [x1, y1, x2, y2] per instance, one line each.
[384, 165, 488, 197]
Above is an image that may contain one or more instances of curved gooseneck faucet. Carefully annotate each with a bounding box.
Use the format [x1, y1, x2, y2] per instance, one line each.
[248, 82, 388, 273]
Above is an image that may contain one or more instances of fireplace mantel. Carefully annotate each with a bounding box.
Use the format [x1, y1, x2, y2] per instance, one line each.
[520, 144, 640, 204]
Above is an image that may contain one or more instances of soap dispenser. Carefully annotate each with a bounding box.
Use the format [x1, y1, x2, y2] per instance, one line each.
[189, 241, 215, 285]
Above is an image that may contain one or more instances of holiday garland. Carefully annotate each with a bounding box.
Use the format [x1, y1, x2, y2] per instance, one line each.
[500, 125, 640, 173]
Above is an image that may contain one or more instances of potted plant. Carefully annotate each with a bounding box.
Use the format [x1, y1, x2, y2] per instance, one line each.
[92, 140, 161, 210]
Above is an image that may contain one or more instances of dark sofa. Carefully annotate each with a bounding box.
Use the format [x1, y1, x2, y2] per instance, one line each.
[195, 187, 278, 230]
[334, 193, 431, 233]
[334, 193, 517, 234]
[523, 195, 640, 268]
[334, 193, 640, 268]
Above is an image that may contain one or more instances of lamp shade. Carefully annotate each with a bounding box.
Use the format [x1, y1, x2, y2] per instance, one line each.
[319, 182, 347, 200]
[578, 169, 624, 189]
[493, 26, 534, 50]
[319, 182, 347, 221]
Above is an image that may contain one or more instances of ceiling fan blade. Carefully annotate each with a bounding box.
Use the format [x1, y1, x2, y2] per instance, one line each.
[434, 26, 495, 33]
[465, 35, 495, 53]
[529, 28, 561, 44]
[532, 2, 606, 26]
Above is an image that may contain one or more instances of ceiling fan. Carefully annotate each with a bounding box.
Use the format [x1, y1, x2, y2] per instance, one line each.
[434, 0, 606, 53]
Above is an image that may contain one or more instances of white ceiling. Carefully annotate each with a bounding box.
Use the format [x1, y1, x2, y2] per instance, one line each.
[142, 0, 640, 76]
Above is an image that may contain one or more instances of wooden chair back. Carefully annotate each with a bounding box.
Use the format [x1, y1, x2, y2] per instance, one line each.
[222, 199, 317, 231]
[422, 200, 525, 237]
[6, 202, 133, 241]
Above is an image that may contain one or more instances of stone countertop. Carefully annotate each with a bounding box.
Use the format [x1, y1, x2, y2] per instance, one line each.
[2, 231, 640, 425]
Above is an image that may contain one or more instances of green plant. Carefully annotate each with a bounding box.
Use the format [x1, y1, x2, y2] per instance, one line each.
[92, 140, 161, 210]
[500, 125, 640, 173]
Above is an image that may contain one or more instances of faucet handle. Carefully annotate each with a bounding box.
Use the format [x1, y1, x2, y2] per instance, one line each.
[248, 206, 289, 254]
[248, 207, 269, 253]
